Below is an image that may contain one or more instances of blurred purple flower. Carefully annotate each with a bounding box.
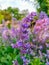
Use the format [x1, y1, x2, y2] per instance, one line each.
[33, 18, 49, 43]
[20, 49, 28, 54]
[24, 43, 31, 49]
[39, 11, 48, 19]
[2, 29, 9, 40]
[47, 50, 49, 55]
[11, 43, 17, 48]
[22, 23, 29, 28]
[21, 56, 30, 64]
[13, 60, 18, 65]
[46, 61, 49, 65]
[16, 40, 23, 47]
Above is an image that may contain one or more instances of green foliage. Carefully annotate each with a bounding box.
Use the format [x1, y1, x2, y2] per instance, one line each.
[6, 7, 27, 20]
[17, 54, 23, 65]
[24, 0, 49, 15]
[0, 7, 28, 22]
[12, 38, 17, 43]
[0, 45, 45, 65]
[30, 58, 45, 65]
[36, 0, 49, 16]
[46, 40, 49, 43]
[29, 34, 33, 42]
[0, 13, 4, 24]
[7, 23, 11, 29]
[0, 46, 20, 65]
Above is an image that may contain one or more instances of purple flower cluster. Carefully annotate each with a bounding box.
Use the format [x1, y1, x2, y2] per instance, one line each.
[33, 18, 49, 43]
[11, 12, 38, 65]
[1, 11, 49, 65]
[39, 11, 48, 19]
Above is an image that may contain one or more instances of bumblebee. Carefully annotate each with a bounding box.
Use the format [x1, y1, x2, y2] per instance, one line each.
[30, 16, 38, 32]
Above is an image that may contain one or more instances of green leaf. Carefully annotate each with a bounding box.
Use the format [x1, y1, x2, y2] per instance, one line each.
[31, 58, 42, 65]
[12, 38, 16, 43]
[17, 54, 23, 65]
